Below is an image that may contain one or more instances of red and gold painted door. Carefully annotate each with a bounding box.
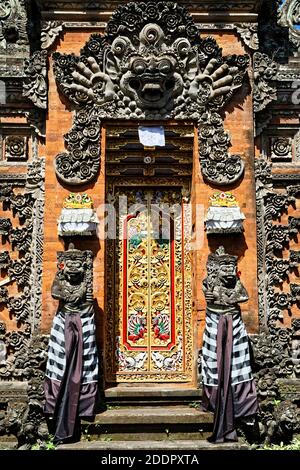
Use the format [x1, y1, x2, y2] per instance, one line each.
[105, 186, 193, 383]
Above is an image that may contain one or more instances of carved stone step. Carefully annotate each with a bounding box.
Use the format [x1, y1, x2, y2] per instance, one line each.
[104, 387, 202, 406]
[81, 406, 214, 441]
[58, 440, 249, 451]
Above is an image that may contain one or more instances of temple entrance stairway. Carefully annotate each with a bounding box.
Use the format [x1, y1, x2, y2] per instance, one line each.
[58, 387, 249, 450]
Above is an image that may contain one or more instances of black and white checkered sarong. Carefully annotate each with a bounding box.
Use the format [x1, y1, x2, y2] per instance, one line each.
[201, 309, 253, 386]
[45, 304, 98, 384]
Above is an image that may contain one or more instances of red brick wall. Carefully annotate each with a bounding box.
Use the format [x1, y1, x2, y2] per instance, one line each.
[40, 29, 259, 386]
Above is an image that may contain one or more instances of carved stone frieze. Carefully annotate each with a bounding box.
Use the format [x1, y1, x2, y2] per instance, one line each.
[0, 159, 45, 388]
[53, 1, 249, 185]
[251, 330, 300, 443]
[23, 51, 48, 109]
[41, 21, 64, 50]
[253, 52, 278, 113]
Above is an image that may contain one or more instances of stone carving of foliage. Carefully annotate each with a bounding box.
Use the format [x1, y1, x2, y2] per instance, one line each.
[253, 52, 278, 113]
[23, 51, 48, 109]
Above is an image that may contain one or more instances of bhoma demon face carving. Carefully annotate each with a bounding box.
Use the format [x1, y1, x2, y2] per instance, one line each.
[116, 24, 185, 111]
[53, 1, 249, 186]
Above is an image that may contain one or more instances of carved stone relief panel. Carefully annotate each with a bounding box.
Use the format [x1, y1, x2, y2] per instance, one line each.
[0, 127, 31, 163]
[261, 126, 300, 164]
[4, 135, 28, 161]
[52, 1, 249, 186]
[0, 159, 45, 382]
[253, 156, 300, 442]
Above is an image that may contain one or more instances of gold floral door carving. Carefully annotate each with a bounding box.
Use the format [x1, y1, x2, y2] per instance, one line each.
[105, 184, 193, 383]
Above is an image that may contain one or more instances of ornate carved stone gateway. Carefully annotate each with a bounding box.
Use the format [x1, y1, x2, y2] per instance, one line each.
[1, 0, 300, 450]
[105, 183, 193, 383]
[52, 1, 249, 185]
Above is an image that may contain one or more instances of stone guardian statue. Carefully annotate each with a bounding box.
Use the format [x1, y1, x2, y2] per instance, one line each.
[201, 246, 258, 443]
[44, 244, 98, 443]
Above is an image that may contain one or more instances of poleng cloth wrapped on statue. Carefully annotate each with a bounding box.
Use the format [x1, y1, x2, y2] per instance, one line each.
[201, 246, 258, 443]
[44, 245, 98, 444]
[58, 193, 99, 236]
[205, 192, 245, 235]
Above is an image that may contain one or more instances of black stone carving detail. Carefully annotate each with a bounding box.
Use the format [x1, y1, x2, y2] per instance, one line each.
[253, 52, 277, 113]
[8, 253, 32, 287]
[7, 287, 30, 322]
[54, 244, 94, 303]
[267, 225, 290, 251]
[41, 21, 64, 50]
[278, 0, 300, 58]
[251, 331, 300, 443]
[53, 1, 249, 185]
[11, 223, 33, 252]
[10, 193, 34, 221]
[0, 217, 12, 236]
[5, 136, 27, 161]
[235, 23, 259, 50]
[0, 159, 45, 380]
[288, 216, 300, 236]
[290, 283, 300, 301]
[0, 0, 28, 49]
[290, 250, 300, 267]
[0, 184, 13, 202]
[254, 152, 300, 443]
[0, 286, 8, 304]
[270, 137, 293, 161]
[0, 251, 10, 269]
[23, 51, 48, 109]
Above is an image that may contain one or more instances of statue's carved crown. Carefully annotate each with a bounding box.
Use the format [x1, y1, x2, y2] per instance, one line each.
[207, 246, 238, 267]
[57, 244, 93, 265]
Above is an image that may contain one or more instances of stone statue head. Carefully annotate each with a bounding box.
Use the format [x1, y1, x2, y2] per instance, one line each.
[207, 246, 238, 289]
[57, 244, 88, 284]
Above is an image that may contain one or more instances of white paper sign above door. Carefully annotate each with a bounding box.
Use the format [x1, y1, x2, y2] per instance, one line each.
[138, 126, 165, 147]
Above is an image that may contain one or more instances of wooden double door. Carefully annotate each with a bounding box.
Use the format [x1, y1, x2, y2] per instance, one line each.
[105, 185, 193, 384]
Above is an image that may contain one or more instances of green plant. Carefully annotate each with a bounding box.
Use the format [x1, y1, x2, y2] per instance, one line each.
[31, 435, 56, 451]
[189, 402, 200, 409]
[273, 399, 281, 407]
[257, 438, 300, 451]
